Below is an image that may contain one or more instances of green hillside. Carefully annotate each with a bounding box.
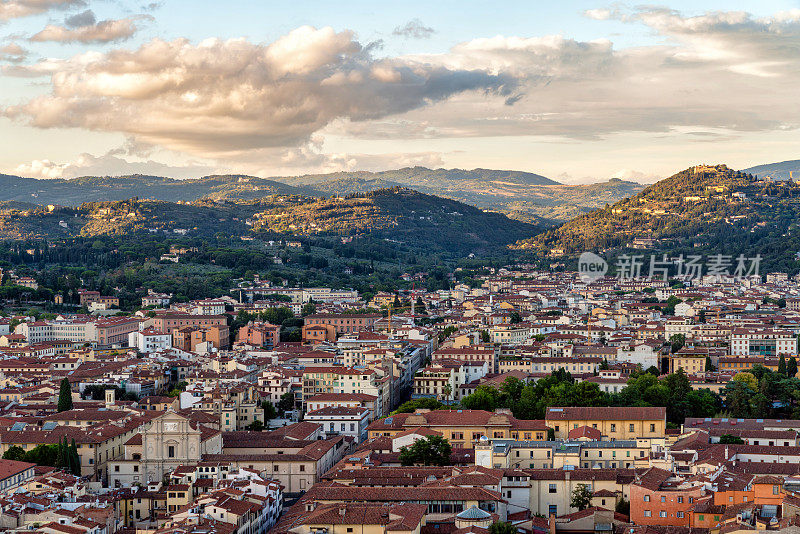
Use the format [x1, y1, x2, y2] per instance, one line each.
[520, 164, 800, 271]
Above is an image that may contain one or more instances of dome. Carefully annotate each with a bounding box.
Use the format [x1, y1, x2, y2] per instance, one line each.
[456, 506, 492, 521]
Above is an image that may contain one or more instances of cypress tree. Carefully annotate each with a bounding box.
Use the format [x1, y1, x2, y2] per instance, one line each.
[69, 439, 80, 476]
[779, 355, 787, 376]
[57, 378, 73, 412]
[789, 357, 799, 378]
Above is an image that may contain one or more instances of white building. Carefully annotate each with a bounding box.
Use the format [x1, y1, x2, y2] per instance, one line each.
[730, 328, 798, 356]
[305, 406, 370, 443]
[128, 329, 173, 352]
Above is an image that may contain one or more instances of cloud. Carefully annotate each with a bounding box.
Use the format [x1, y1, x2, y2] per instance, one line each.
[30, 15, 151, 43]
[0, 43, 28, 63]
[14, 150, 215, 180]
[7, 9, 800, 172]
[0, 0, 85, 21]
[64, 8, 95, 28]
[392, 19, 435, 39]
[5, 27, 514, 156]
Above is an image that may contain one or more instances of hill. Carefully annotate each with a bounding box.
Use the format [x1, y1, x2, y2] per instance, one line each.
[247, 187, 539, 253]
[0, 189, 539, 254]
[272, 168, 643, 223]
[0, 168, 644, 223]
[521, 164, 800, 271]
[0, 174, 310, 206]
[744, 160, 800, 181]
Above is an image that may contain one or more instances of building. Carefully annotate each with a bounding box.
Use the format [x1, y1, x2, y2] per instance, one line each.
[173, 325, 231, 351]
[730, 329, 798, 357]
[367, 409, 549, 448]
[129, 329, 173, 352]
[237, 322, 280, 349]
[629, 467, 705, 526]
[304, 314, 381, 336]
[305, 406, 370, 442]
[545, 406, 666, 440]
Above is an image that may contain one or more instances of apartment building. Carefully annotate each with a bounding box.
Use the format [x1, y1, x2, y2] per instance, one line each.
[730, 328, 798, 356]
[546, 406, 666, 440]
[304, 313, 380, 336]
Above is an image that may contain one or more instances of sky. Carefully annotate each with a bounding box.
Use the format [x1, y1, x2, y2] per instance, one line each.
[1, 0, 799, 183]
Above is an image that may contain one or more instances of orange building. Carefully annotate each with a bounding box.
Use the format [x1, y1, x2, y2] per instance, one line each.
[173, 324, 229, 351]
[237, 322, 280, 348]
[304, 313, 380, 336]
[629, 467, 706, 527]
[302, 323, 336, 343]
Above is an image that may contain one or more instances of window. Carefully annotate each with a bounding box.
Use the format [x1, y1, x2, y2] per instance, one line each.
[549, 505, 558, 516]
[643, 495, 650, 502]
[644, 511, 651, 517]
[549, 484, 557, 494]
[660, 496, 665, 502]
[168, 446, 175, 458]
[629, 424, 635, 432]
[699, 515, 705, 521]
[650, 424, 656, 432]
[610, 424, 616, 432]
[677, 496, 683, 503]
[774, 485, 781, 495]
[677, 512, 684, 518]
[659, 511, 667, 518]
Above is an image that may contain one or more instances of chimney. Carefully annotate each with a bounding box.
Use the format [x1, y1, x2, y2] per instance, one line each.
[725, 446, 729, 460]
[339, 505, 346, 517]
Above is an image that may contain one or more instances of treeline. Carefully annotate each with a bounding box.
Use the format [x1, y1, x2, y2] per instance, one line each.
[397, 368, 722, 427]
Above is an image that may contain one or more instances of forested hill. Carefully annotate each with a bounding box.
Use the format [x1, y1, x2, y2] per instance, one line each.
[518, 164, 800, 271]
[0, 188, 540, 254]
[247, 187, 540, 253]
[0, 168, 643, 224]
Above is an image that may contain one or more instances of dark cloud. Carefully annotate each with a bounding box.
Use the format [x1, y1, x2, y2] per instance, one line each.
[64, 9, 96, 28]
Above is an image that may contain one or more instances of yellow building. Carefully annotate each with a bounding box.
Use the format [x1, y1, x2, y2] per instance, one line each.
[670, 354, 706, 374]
[545, 406, 666, 440]
[367, 409, 548, 449]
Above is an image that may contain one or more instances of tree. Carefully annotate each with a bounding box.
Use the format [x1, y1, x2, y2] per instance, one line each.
[719, 434, 745, 444]
[705, 356, 714, 372]
[301, 302, 316, 316]
[488, 522, 517, 534]
[571, 483, 592, 511]
[57, 378, 73, 412]
[393, 398, 444, 414]
[442, 383, 453, 401]
[732, 372, 758, 392]
[2, 446, 26, 461]
[262, 401, 277, 421]
[246, 420, 265, 431]
[779, 355, 787, 376]
[509, 311, 522, 324]
[277, 392, 295, 415]
[789, 357, 798, 378]
[669, 334, 685, 353]
[414, 297, 426, 315]
[615, 498, 630, 516]
[399, 436, 452, 466]
[461, 385, 499, 412]
[69, 439, 80, 476]
[480, 330, 490, 343]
